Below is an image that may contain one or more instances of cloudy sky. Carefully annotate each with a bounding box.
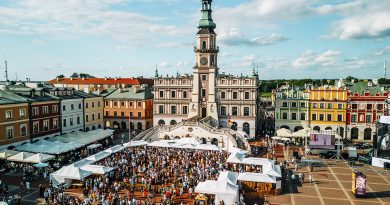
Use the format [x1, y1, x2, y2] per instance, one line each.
[0, 0, 389, 80]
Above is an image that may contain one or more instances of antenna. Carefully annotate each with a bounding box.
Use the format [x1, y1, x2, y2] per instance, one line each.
[384, 60, 387, 79]
[5, 60, 9, 82]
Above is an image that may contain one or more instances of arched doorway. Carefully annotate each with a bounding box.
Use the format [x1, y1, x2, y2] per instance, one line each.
[98, 124, 102, 129]
[121, 121, 127, 129]
[137, 122, 142, 130]
[231, 122, 238, 131]
[86, 127, 90, 132]
[294, 126, 304, 132]
[201, 107, 207, 118]
[146, 121, 150, 129]
[130, 122, 134, 130]
[364, 128, 372, 140]
[280, 125, 290, 130]
[339, 127, 344, 138]
[201, 137, 207, 144]
[351, 127, 359, 139]
[313, 126, 320, 132]
[170, 120, 177, 125]
[113, 121, 120, 129]
[92, 126, 96, 130]
[158, 119, 165, 126]
[164, 135, 170, 140]
[243, 122, 250, 135]
[325, 127, 332, 130]
[211, 138, 218, 146]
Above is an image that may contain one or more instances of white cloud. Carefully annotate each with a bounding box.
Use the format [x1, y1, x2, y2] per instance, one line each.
[372, 46, 390, 56]
[292, 50, 342, 69]
[219, 28, 289, 46]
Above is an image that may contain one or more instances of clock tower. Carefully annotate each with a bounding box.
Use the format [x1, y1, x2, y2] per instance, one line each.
[189, 0, 219, 121]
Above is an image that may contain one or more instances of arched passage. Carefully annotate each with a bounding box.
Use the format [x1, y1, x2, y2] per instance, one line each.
[137, 122, 142, 130]
[231, 122, 238, 131]
[325, 126, 332, 130]
[211, 138, 218, 146]
[121, 121, 127, 129]
[243, 122, 250, 135]
[146, 121, 150, 129]
[170, 120, 177, 125]
[313, 126, 320, 132]
[294, 126, 304, 132]
[280, 125, 290, 130]
[201, 107, 207, 118]
[158, 119, 165, 126]
[113, 121, 120, 129]
[351, 127, 359, 139]
[201, 137, 207, 144]
[364, 128, 372, 140]
[92, 125, 96, 130]
[86, 127, 90, 132]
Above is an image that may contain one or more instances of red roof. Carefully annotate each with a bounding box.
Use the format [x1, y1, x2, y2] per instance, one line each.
[48, 78, 154, 86]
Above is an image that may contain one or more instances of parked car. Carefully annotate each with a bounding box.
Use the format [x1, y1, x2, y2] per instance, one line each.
[319, 151, 337, 159]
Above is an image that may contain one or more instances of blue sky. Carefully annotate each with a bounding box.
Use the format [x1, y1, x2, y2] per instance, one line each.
[0, 0, 389, 80]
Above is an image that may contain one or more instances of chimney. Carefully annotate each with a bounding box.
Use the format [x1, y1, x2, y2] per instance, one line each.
[133, 85, 140, 94]
[56, 77, 59, 81]
[70, 78, 73, 80]
[82, 77, 85, 80]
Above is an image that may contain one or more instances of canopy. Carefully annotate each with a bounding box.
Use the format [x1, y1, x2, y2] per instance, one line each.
[226, 152, 246, 163]
[24, 153, 55, 163]
[195, 178, 239, 205]
[218, 171, 238, 185]
[124, 140, 149, 147]
[51, 164, 92, 180]
[86, 151, 111, 162]
[171, 143, 197, 149]
[276, 128, 292, 137]
[281, 137, 291, 141]
[175, 138, 200, 145]
[195, 144, 220, 151]
[103, 145, 125, 154]
[237, 172, 277, 183]
[226, 154, 281, 178]
[292, 129, 309, 138]
[271, 136, 282, 140]
[0, 149, 19, 159]
[80, 165, 115, 175]
[7, 152, 34, 162]
[227, 147, 248, 154]
[147, 140, 173, 148]
[73, 159, 94, 167]
[87, 144, 102, 149]
[15, 140, 84, 155]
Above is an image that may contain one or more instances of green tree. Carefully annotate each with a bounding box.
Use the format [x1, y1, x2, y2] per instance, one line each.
[56, 74, 65, 78]
[70, 73, 79, 78]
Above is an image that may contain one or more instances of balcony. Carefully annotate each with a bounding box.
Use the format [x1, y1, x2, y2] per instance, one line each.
[194, 46, 219, 53]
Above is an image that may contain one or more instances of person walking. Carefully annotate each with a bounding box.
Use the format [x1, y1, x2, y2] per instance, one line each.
[26, 181, 30, 192]
[309, 173, 313, 186]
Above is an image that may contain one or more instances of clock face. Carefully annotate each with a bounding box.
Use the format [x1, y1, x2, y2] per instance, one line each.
[200, 57, 208, 65]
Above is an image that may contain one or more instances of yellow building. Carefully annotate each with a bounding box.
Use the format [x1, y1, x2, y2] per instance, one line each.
[75, 92, 104, 131]
[309, 86, 348, 138]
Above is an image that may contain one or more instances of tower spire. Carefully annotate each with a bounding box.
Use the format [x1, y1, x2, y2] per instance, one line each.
[384, 60, 387, 79]
[155, 64, 159, 78]
[4, 60, 8, 82]
[198, 0, 216, 31]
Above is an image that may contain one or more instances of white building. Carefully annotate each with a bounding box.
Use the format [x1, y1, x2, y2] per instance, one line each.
[153, 0, 259, 138]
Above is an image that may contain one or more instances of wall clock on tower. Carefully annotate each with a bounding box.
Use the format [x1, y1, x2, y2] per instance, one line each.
[200, 57, 208, 65]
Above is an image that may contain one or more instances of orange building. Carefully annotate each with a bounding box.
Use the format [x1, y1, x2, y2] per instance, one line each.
[104, 85, 153, 131]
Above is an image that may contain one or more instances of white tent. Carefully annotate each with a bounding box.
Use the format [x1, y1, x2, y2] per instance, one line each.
[237, 172, 277, 183]
[227, 147, 248, 154]
[87, 144, 102, 150]
[195, 144, 220, 151]
[52, 164, 92, 180]
[292, 129, 309, 138]
[24, 153, 55, 163]
[271, 136, 282, 140]
[73, 159, 94, 167]
[103, 145, 125, 154]
[226, 154, 282, 178]
[171, 143, 197, 149]
[218, 171, 238, 184]
[226, 152, 246, 163]
[276, 128, 292, 137]
[175, 138, 200, 145]
[80, 165, 115, 175]
[147, 140, 173, 148]
[195, 178, 239, 205]
[0, 149, 19, 159]
[7, 152, 34, 162]
[281, 137, 291, 141]
[86, 151, 111, 162]
[124, 140, 149, 147]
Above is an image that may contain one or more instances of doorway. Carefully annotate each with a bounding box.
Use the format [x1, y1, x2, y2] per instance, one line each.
[201, 107, 207, 118]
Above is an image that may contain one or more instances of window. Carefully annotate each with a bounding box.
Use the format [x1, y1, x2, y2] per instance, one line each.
[319, 114, 324, 121]
[19, 108, 26, 117]
[138, 102, 142, 107]
[202, 40, 207, 49]
[5, 110, 12, 119]
[98, 101, 101, 107]
[351, 115, 357, 123]
[183, 91, 187, 98]
[43, 120, 49, 131]
[320, 103, 325, 109]
[159, 105, 164, 114]
[70, 118, 74, 126]
[129, 101, 133, 107]
[232, 107, 238, 116]
[233, 92, 238, 99]
[338, 104, 343, 109]
[62, 105, 66, 111]
[352, 104, 357, 109]
[92, 102, 95, 107]
[121, 112, 125, 117]
[377, 104, 383, 110]
[34, 121, 40, 133]
[71, 104, 74, 110]
[183, 106, 188, 115]
[312, 103, 318, 108]
[114, 111, 117, 117]
[366, 115, 372, 123]
[367, 104, 372, 110]
[92, 114, 95, 121]
[327, 103, 332, 109]
[337, 114, 343, 122]
[244, 92, 250, 100]
[52, 105, 58, 113]
[171, 106, 177, 114]
[202, 75, 207, 80]
[282, 102, 288, 107]
[114, 101, 118, 106]
[105, 111, 109, 116]
[244, 107, 249, 116]
[121, 101, 125, 107]
[86, 103, 89, 108]
[221, 106, 226, 116]
[43, 106, 49, 114]
[76, 116, 80, 124]
[105, 101, 108, 106]
[291, 113, 297, 120]
[138, 112, 141, 117]
[6, 126, 14, 139]
[53, 119, 58, 129]
[327, 114, 332, 121]
[300, 113, 306, 120]
[79, 103, 82, 109]
[282, 113, 288, 119]
[221, 92, 226, 99]
[300, 102, 306, 107]
[20, 124, 27, 136]
[86, 115, 89, 122]
[159, 91, 164, 98]
[291, 102, 297, 107]
[130, 112, 133, 117]
[171, 91, 176, 98]
[202, 89, 206, 97]
[98, 113, 101, 119]
[312, 114, 317, 121]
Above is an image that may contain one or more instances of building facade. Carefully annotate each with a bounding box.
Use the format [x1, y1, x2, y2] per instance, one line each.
[153, 0, 259, 137]
[81, 93, 104, 131]
[0, 90, 30, 149]
[104, 85, 154, 131]
[48, 77, 153, 93]
[309, 85, 348, 137]
[347, 82, 388, 141]
[275, 87, 309, 132]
